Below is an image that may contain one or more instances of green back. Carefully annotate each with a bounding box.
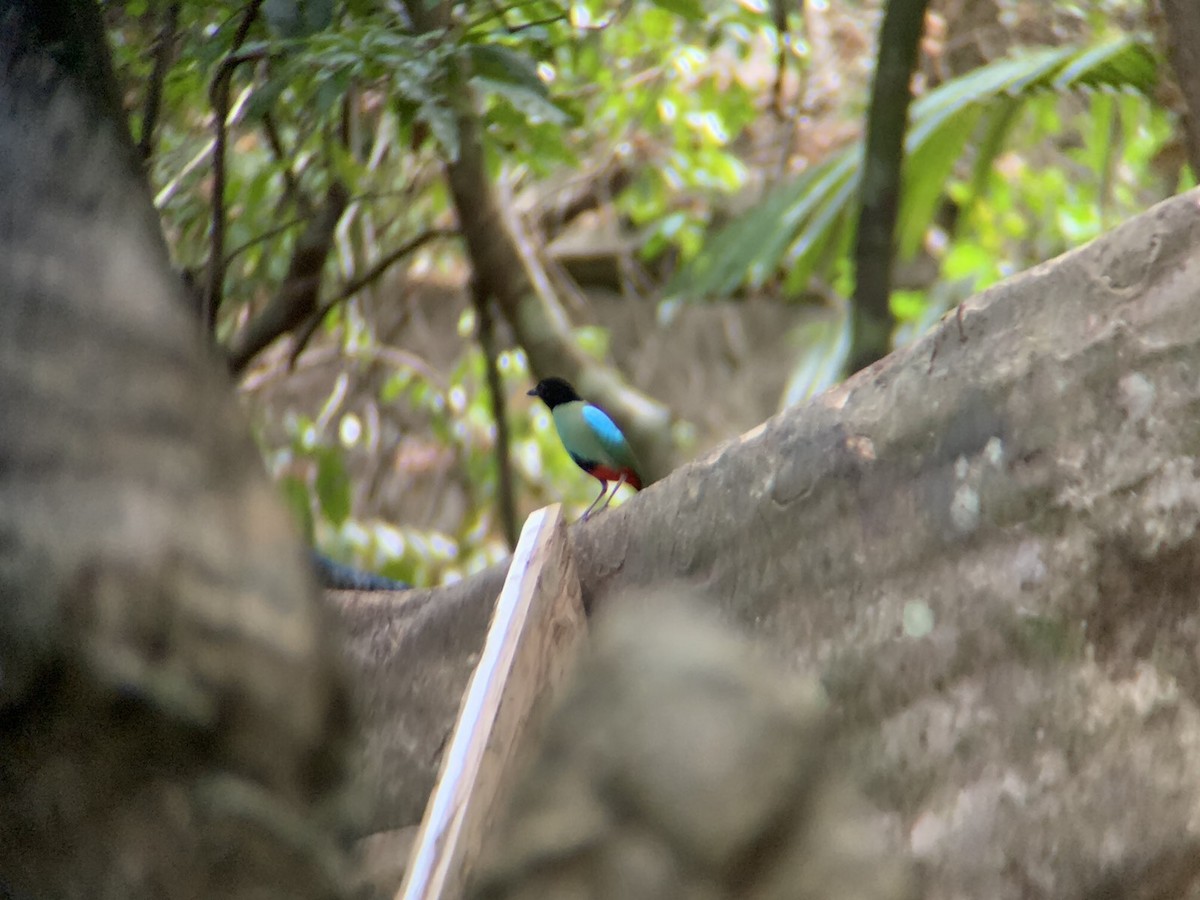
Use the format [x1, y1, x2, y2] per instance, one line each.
[552, 401, 640, 472]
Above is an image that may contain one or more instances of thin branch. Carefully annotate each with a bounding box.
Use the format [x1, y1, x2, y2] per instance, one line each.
[769, 0, 789, 121]
[239, 342, 447, 395]
[153, 82, 254, 209]
[224, 214, 308, 266]
[340, 228, 458, 300]
[229, 0, 262, 48]
[287, 227, 459, 368]
[464, 0, 559, 32]
[771, 40, 789, 122]
[474, 282, 518, 550]
[339, 84, 354, 150]
[227, 180, 350, 376]
[137, 1, 180, 166]
[504, 14, 569, 34]
[262, 110, 312, 215]
[362, 346, 449, 391]
[205, 77, 230, 335]
[203, 0, 266, 335]
[532, 160, 635, 238]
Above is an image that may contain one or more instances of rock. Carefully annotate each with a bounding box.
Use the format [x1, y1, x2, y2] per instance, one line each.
[470, 595, 917, 900]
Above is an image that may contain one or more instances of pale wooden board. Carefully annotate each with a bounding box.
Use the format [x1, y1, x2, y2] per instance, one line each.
[396, 504, 587, 900]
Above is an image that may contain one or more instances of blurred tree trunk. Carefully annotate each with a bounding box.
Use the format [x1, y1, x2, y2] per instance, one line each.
[344, 187, 1200, 898]
[401, 0, 676, 483]
[0, 2, 354, 897]
[1158, 0, 1200, 176]
[849, 0, 930, 374]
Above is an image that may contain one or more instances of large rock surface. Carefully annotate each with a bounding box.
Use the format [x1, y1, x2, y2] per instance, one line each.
[470, 596, 917, 900]
[343, 190, 1200, 897]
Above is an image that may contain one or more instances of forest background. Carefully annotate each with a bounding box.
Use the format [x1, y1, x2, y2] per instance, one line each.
[102, 0, 1181, 586]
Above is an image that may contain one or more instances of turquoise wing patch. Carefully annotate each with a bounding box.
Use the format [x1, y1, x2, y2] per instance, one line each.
[581, 403, 639, 470]
[581, 404, 625, 447]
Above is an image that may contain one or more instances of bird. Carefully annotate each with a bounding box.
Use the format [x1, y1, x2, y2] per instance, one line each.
[527, 377, 644, 520]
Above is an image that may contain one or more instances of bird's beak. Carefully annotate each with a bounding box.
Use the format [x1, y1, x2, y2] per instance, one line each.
[526, 388, 538, 397]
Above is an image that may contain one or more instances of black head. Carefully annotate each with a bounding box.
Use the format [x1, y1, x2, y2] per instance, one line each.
[527, 377, 581, 409]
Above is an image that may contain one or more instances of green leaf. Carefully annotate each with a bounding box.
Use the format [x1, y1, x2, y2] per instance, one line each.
[889, 289, 926, 322]
[315, 447, 352, 526]
[244, 73, 289, 122]
[651, 0, 705, 22]
[464, 43, 571, 127]
[781, 158, 859, 291]
[418, 103, 461, 162]
[905, 46, 1072, 151]
[965, 96, 1022, 203]
[780, 310, 850, 408]
[669, 36, 1160, 300]
[264, 0, 334, 38]
[665, 151, 855, 299]
[897, 103, 981, 258]
[280, 475, 315, 543]
[314, 69, 352, 118]
[477, 78, 572, 125]
[465, 44, 547, 96]
[1053, 36, 1158, 92]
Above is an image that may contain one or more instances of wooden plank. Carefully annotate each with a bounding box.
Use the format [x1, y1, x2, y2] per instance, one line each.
[396, 504, 586, 900]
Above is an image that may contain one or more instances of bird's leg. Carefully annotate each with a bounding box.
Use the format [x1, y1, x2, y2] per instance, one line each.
[596, 471, 628, 515]
[581, 479, 609, 521]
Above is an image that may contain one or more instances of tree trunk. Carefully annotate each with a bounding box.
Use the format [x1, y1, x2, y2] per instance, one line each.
[0, 3, 354, 896]
[1159, 0, 1200, 177]
[343, 188, 1200, 898]
[401, 0, 676, 483]
[442, 108, 676, 484]
[849, 0, 931, 373]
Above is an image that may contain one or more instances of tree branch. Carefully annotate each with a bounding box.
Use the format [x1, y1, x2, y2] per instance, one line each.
[262, 109, 312, 216]
[531, 159, 636, 238]
[474, 283, 519, 549]
[203, 0, 266, 335]
[404, 0, 675, 481]
[287, 227, 459, 368]
[769, 0, 790, 120]
[848, 0, 930, 374]
[136, 0, 180, 166]
[226, 180, 350, 375]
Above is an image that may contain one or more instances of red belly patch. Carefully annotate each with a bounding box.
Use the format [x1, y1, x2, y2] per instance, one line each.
[584, 463, 643, 491]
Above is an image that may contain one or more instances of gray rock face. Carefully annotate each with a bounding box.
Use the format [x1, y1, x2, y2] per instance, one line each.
[470, 597, 917, 900]
[347, 189, 1200, 898]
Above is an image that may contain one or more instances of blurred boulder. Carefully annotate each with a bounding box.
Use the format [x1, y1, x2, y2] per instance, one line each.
[470, 596, 917, 900]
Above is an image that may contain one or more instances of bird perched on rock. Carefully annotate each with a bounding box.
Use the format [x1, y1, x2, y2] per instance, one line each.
[527, 377, 643, 520]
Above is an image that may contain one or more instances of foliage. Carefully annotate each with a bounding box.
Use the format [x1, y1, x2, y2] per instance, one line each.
[103, 1, 1180, 583]
[666, 36, 1160, 303]
[103, 0, 789, 585]
[664, 34, 1170, 401]
[264, 325, 633, 585]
